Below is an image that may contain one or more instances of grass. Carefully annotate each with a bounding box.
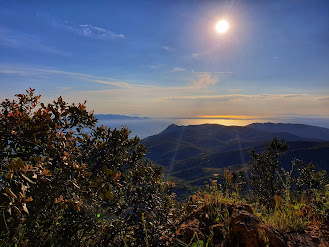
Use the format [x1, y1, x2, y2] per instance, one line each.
[169, 175, 329, 246]
[256, 196, 310, 233]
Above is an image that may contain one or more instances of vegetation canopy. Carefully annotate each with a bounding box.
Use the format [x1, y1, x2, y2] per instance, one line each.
[0, 89, 174, 246]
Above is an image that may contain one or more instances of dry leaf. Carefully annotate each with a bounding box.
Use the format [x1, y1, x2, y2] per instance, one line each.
[22, 203, 29, 214]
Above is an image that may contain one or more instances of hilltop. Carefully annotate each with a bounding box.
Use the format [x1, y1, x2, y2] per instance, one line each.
[142, 123, 329, 196]
[248, 122, 329, 141]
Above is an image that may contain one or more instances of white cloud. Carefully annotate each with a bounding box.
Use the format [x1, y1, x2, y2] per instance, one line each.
[90, 79, 130, 89]
[2, 64, 328, 118]
[167, 94, 310, 101]
[51, 20, 125, 41]
[172, 67, 185, 72]
[190, 73, 219, 89]
[79, 24, 125, 40]
[0, 65, 113, 80]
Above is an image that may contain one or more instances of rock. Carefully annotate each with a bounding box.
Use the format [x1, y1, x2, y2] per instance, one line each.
[176, 203, 329, 247]
[177, 218, 205, 244]
[284, 224, 329, 247]
[225, 206, 285, 247]
[236, 204, 254, 214]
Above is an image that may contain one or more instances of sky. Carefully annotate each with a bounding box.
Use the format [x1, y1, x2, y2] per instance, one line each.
[0, 0, 328, 122]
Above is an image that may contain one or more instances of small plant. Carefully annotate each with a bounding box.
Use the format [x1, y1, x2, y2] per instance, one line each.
[248, 138, 288, 208]
[259, 195, 310, 233]
[277, 163, 294, 203]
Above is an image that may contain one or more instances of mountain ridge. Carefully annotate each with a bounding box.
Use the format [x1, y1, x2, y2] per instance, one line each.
[141, 122, 329, 196]
[248, 122, 329, 141]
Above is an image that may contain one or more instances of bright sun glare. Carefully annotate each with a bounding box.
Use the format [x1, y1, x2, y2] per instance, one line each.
[216, 20, 229, 33]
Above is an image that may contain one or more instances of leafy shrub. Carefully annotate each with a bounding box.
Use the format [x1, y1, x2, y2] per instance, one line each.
[0, 89, 174, 246]
[294, 159, 329, 192]
[248, 138, 288, 208]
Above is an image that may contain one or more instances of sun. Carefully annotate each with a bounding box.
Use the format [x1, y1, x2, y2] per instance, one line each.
[216, 20, 229, 34]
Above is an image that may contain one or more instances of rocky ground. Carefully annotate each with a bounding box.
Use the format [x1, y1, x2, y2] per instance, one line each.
[175, 204, 329, 247]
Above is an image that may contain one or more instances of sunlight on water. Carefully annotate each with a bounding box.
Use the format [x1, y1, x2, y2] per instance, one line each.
[175, 118, 258, 126]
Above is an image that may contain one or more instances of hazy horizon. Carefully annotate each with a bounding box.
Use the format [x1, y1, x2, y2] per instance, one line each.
[96, 115, 329, 139]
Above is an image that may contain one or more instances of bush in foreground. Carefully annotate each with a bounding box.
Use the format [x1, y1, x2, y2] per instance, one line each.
[0, 89, 174, 246]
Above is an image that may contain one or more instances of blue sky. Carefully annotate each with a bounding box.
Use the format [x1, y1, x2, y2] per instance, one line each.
[0, 0, 328, 120]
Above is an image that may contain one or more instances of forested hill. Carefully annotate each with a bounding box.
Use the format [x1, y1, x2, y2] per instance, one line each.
[142, 123, 329, 195]
[248, 122, 329, 141]
[142, 123, 316, 160]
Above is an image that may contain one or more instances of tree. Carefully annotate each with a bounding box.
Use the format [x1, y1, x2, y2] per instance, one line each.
[248, 138, 288, 208]
[0, 89, 173, 246]
[294, 159, 328, 192]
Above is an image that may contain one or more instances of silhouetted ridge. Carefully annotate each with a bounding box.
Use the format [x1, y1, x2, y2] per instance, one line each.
[248, 122, 329, 141]
[161, 123, 179, 133]
[141, 123, 329, 194]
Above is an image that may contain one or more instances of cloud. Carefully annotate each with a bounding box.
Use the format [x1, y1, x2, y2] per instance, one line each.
[192, 70, 233, 75]
[0, 65, 111, 80]
[0, 27, 67, 56]
[2, 64, 328, 118]
[192, 53, 201, 58]
[145, 64, 163, 71]
[317, 96, 329, 102]
[0, 64, 182, 91]
[0, 65, 132, 90]
[161, 46, 172, 51]
[191, 51, 211, 59]
[168, 94, 310, 101]
[0, 68, 35, 76]
[90, 79, 130, 89]
[172, 67, 185, 72]
[79, 24, 125, 40]
[228, 89, 243, 93]
[190, 73, 219, 89]
[51, 20, 125, 41]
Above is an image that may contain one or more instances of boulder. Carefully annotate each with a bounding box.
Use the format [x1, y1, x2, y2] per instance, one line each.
[225, 205, 285, 247]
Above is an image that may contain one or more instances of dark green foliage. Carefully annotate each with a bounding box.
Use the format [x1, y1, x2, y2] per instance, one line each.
[248, 122, 329, 141]
[294, 159, 328, 192]
[0, 89, 173, 246]
[248, 137, 288, 208]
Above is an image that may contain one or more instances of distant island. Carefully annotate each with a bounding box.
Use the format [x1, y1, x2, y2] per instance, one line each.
[95, 114, 151, 120]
